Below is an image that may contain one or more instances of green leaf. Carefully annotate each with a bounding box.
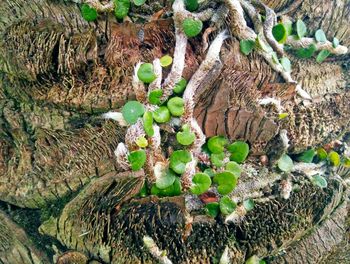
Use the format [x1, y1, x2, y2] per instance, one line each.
[277, 154, 294, 172]
[205, 202, 220, 218]
[156, 169, 176, 189]
[210, 152, 225, 168]
[284, 20, 293, 36]
[315, 29, 327, 43]
[213, 171, 238, 195]
[225, 161, 242, 178]
[176, 124, 195, 146]
[328, 151, 340, 166]
[151, 177, 181, 197]
[243, 199, 255, 211]
[173, 78, 187, 94]
[139, 183, 148, 197]
[182, 18, 203, 38]
[332, 37, 339, 48]
[317, 148, 328, 160]
[143, 111, 154, 137]
[316, 50, 330, 63]
[136, 136, 148, 148]
[219, 196, 236, 215]
[160, 55, 173, 67]
[167, 97, 185, 117]
[311, 174, 327, 188]
[170, 150, 192, 174]
[240, 39, 255, 55]
[185, 0, 199, 12]
[296, 19, 307, 39]
[245, 255, 260, 264]
[128, 150, 146, 171]
[280, 57, 291, 72]
[343, 157, 350, 167]
[278, 113, 289, 119]
[203, 168, 215, 178]
[227, 141, 250, 163]
[138, 63, 157, 83]
[133, 0, 146, 6]
[81, 4, 98, 22]
[148, 89, 163, 105]
[296, 149, 316, 163]
[122, 101, 145, 124]
[207, 136, 228, 154]
[272, 23, 288, 43]
[153, 106, 171, 123]
[114, 0, 130, 19]
[296, 44, 317, 58]
[190, 173, 212, 195]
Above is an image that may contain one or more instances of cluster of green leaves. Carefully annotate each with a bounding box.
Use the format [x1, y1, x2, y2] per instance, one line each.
[205, 197, 255, 218]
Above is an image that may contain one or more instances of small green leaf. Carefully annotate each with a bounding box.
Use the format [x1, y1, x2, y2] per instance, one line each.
[151, 177, 181, 197]
[190, 173, 212, 195]
[311, 174, 327, 188]
[137, 63, 157, 83]
[280, 57, 291, 72]
[272, 23, 288, 44]
[148, 89, 163, 105]
[207, 136, 228, 154]
[205, 202, 220, 218]
[317, 148, 328, 160]
[156, 169, 176, 189]
[143, 111, 154, 137]
[182, 18, 203, 38]
[153, 106, 171, 123]
[173, 78, 187, 94]
[219, 196, 236, 215]
[185, 0, 199, 12]
[296, 44, 317, 58]
[122, 101, 145, 124]
[160, 55, 173, 67]
[296, 19, 307, 39]
[243, 199, 255, 211]
[343, 157, 350, 167]
[332, 37, 339, 48]
[167, 97, 185, 117]
[240, 39, 255, 55]
[176, 124, 195, 146]
[128, 150, 146, 171]
[114, 0, 130, 19]
[133, 0, 146, 6]
[213, 171, 238, 195]
[203, 168, 215, 177]
[284, 20, 293, 36]
[136, 136, 148, 148]
[328, 151, 340, 166]
[170, 150, 192, 174]
[296, 149, 316, 163]
[227, 141, 250, 163]
[277, 154, 294, 172]
[225, 161, 242, 178]
[316, 50, 330, 63]
[210, 152, 225, 167]
[315, 29, 327, 43]
[81, 4, 98, 22]
[245, 255, 261, 264]
[278, 113, 289, 119]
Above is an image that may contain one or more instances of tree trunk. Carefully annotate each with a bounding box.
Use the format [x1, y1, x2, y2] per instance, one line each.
[0, 0, 349, 263]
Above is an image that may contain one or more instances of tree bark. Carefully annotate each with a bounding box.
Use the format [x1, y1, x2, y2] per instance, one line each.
[0, 0, 349, 263]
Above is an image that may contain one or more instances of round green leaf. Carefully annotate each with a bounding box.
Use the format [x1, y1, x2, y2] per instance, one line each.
[284, 20, 293, 36]
[210, 152, 225, 168]
[225, 161, 241, 178]
[203, 168, 215, 178]
[205, 202, 220, 218]
[143, 111, 154, 137]
[185, 0, 199, 12]
[156, 169, 176, 189]
[136, 136, 148, 148]
[207, 136, 228, 154]
[153, 106, 171, 123]
[243, 199, 255, 211]
[296, 19, 307, 39]
[316, 50, 330, 63]
[176, 124, 195, 146]
[81, 4, 98, 22]
[311, 174, 327, 188]
[122, 101, 145, 124]
[227, 141, 249, 163]
[277, 154, 293, 172]
[296, 149, 315, 163]
[167, 97, 185, 117]
[213, 171, 238, 195]
[190, 173, 212, 195]
[128, 150, 146, 171]
[182, 18, 203, 38]
[317, 148, 328, 160]
[219, 196, 236, 215]
[272, 23, 288, 44]
[280, 57, 291, 72]
[137, 63, 157, 83]
[315, 29, 327, 43]
[114, 0, 130, 19]
[160, 55, 173, 67]
[133, 0, 146, 6]
[151, 177, 182, 197]
[173, 78, 187, 94]
[240, 39, 255, 55]
[148, 89, 163, 105]
[278, 113, 289, 119]
[328, 151, 340, 166]
[332, 37, 339, 48]
[170, 150, 192, 174]
[296, 44, 317, 58]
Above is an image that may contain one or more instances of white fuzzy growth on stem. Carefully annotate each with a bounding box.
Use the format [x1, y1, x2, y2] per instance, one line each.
[143, 236, 173, 264]
[258, 97, 284, 113]
[132, 62, 147, 103]
[149, 59, 162, 92]
[115, 143, 130, 170]
[85, 0, 114, 11]
[219, 246, 230, 264]
[101, 112, 128, 127]
[125, 119, 146, 148]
